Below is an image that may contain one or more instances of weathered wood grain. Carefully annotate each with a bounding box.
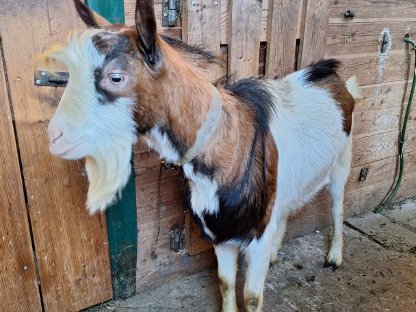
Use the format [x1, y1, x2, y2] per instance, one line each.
[183, 0, 222, 80]
[220, 0, 270, 44]
[328, 0, 416, 23]
[354, 80, 412, 112]
[353, 105, 416, 139]
[266, 0, 303, 79]
[326, 21, 416, 56]
[0, 1, 112, 310]
[337, 51, 414, 86]
[352, 127, 416, 167]
[0, 39, 42, 312]
[228, 0, 262, 78]
[300, 0, 330, 67]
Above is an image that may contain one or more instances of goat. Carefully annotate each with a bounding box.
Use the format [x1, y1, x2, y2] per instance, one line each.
[37, 1, 360, 311]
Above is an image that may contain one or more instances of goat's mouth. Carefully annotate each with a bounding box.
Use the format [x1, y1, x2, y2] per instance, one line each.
[50, 140, 84, 160]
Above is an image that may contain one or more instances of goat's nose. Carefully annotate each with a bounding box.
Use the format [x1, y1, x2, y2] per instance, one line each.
[48, 126, 64, 144]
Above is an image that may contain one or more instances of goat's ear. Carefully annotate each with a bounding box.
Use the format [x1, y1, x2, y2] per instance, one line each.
[135, 0, 162, 71]
[74, 0, 100, 28]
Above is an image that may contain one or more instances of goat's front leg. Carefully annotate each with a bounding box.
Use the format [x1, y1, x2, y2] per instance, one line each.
[244, 226, 274, 312]
[215, 243, 239, 312]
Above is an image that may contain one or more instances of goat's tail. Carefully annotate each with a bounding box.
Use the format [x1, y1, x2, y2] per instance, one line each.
[345, 75, 362, 100]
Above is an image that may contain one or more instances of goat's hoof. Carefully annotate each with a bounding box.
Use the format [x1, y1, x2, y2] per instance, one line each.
[324, 260, 339, 271]
[245, 297, 260, 312]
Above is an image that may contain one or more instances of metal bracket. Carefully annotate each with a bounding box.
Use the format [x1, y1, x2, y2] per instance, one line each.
[34, 70, 68, 87]
[162, 0, 181, 27]
[169, 228, 185, 252]
[359, 168, 369, 182]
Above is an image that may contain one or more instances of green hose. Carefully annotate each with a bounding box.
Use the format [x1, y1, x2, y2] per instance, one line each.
[374, 37, 416, 213]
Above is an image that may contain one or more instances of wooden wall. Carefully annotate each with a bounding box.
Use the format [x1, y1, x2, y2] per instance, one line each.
[125, 0, 416, 293]
[0, 1, 112, 310]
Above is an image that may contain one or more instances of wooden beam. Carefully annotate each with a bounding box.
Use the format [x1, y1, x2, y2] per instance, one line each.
[228, 0, 262, 78]
[266, 0, 303, 79]
[183, 0, 222, 80]
[299, 0, 330, 68]
[0, 38, 42, 312]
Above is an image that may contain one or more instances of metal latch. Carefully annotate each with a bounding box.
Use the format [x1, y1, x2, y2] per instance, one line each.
[34, 70, 68, 87]
[162, 0, 181, 27]
[170, 228, 185, 252]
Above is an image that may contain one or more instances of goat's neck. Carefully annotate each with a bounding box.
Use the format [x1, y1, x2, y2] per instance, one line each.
[137, 41, 217, 163]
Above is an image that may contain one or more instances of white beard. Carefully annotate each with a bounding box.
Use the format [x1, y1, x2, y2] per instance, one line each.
[85, 139, 134, 214]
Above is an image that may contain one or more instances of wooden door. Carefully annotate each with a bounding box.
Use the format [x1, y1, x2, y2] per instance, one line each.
[0, 35, 42, 312]
[0, 1, 112, 310]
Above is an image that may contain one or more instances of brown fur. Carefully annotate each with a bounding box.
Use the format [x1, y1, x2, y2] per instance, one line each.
[314, 77, 355, 135]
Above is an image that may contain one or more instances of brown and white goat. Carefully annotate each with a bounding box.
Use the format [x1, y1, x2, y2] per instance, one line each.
[37, 1, 360, 311]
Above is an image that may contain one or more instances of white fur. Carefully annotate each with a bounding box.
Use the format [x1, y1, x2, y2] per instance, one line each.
[214, 244, 239, 312]
[345, 76, 362, 100]
[143, 126, 181, 163]
[182, 163, 219, 240]
[43, 30, 137, 214]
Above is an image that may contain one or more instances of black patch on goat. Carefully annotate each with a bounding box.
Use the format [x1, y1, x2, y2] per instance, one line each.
[200, 78, 276, 243]
[161, 35, 220, 64]
[92, 33, 135, 104]
[304, 59, 341, 83]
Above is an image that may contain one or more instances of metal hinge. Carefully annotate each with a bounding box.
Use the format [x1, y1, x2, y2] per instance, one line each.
[162, 0, 181, 27]
[170, 228, 185, 252]
[34, 70, 68, 87]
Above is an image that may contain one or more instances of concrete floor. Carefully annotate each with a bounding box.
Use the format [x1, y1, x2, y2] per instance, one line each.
[91, 198, 416, 312]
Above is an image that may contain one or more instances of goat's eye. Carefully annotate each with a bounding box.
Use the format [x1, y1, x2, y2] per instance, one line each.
[109, 73, 125, 84]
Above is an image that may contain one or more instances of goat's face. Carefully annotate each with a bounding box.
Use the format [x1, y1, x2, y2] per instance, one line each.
[36, 0, 163, 213]
[46, 29, 138, 160]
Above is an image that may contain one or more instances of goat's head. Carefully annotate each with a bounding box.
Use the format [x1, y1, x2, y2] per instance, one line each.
[36, 0, 163, 214]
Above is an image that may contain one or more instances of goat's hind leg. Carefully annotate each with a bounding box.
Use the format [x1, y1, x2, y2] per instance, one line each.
[270, 212, 288, 265]
[325, 134, 352, 270]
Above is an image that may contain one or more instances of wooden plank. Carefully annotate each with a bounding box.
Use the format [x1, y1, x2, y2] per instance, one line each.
[220, 0, 270, 44]
[300, 0, 330, 68]
[352, 127, 416, 167]
[228, 0, 262, 78]
[337, 51, 414, 86]
[134, 142, 216, 292]
[124, 0, 181, 38]
[353, 104, 416, 139]
[183, 0, 222, 80]
[0, 40, 42, 312]
[355, 80, 412, 112]
[266, 0, 303, 79]
[328, 0, 416, 23]
[0, 1, 112, 310]
[326, 21, 416, 56]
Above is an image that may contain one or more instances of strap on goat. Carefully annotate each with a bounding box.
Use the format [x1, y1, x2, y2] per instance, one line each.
[176, 85, 222, 166]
